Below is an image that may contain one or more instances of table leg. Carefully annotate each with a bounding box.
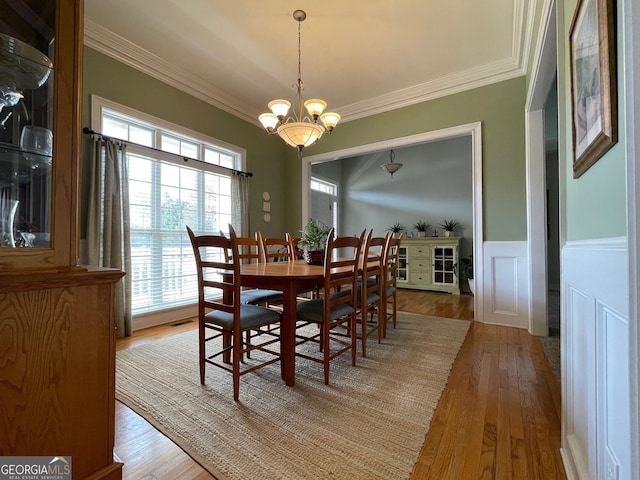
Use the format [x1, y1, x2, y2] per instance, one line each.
[280, 283, 298, 386]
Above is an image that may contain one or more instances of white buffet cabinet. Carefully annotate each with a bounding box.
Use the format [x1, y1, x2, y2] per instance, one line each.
[397, 237, 460, 295]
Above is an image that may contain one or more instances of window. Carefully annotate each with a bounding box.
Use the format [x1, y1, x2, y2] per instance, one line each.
[310, 177, 336, 196]
[93, 96, 245, 317]
[310, 176, 338, 234]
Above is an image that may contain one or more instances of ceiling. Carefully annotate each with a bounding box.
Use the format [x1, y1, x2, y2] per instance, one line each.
[84, 1, 533, 128]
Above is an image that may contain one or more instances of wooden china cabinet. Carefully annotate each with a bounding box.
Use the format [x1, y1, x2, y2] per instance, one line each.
[0, 1, 123, 479]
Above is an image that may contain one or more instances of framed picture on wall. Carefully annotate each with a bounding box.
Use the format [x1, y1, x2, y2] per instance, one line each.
[569, 0, 617, 178]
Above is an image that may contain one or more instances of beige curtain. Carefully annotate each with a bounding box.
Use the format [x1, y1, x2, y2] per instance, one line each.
[231, 172, 250, 236]
[82, 136, 132, 337]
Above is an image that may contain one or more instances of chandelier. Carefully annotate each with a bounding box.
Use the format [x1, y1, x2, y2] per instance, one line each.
[258, 9, 340, 157]
[381, 149, 403, 177]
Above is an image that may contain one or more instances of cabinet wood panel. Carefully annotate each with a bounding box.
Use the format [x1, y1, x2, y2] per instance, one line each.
[0, 268, 124, 479]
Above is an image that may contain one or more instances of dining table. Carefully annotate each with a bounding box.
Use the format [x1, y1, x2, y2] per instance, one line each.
[239, 259, 325, 386]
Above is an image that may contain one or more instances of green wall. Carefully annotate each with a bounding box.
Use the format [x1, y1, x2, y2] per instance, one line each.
[83, 48, 529, 242]
[558, 0, 627, 240]
[284, 77, 528, 241]
[81, 47, 288, 238]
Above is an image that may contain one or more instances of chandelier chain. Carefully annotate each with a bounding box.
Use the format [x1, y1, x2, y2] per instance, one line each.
[297, 20, 302, 86]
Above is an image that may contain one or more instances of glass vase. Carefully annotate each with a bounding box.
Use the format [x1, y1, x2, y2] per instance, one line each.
[0, 197, 19, 247]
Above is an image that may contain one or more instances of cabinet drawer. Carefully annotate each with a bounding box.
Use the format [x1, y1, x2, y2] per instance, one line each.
[408, 245, 430, 258]
[409, 271, 431, 285]
[410, 258, 430, 272]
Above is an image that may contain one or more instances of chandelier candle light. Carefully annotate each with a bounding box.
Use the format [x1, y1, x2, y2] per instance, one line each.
[258, 9, 340, 157]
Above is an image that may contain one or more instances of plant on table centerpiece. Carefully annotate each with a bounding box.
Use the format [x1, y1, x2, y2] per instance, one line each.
[387, 222, 405, 238]
[298, 219, 331, 265]
[439, 219, 460, 237]
[413, 220, 431, 237]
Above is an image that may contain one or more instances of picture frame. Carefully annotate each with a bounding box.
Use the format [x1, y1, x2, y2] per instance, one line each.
[569, 0, 617, 178]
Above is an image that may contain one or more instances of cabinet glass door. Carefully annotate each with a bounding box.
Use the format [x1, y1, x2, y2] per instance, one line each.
[397, 245, 408, 282]
[432, 245, 457, 285]
[0, 1, 55, 248]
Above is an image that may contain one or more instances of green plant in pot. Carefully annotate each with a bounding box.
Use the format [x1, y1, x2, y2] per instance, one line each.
[298, 219, 331, 265]
[460, 255, 474, 294]
[413, 220, 430, 237]
[387, 222, 405, 238]
[439, 219, 459, 237]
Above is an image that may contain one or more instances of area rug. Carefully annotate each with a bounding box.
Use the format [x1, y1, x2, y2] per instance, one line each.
[115, 312, 470, 480]
[540, 335, 560, 384]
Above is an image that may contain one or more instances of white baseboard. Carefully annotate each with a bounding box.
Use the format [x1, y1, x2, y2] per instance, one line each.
[133, 304, 197, 331]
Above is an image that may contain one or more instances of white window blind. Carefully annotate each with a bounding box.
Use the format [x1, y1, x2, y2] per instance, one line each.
[98, 103, 242, 316]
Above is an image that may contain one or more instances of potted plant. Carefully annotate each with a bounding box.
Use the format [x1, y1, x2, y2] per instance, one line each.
[297, 219, 331, 265]
[460, 255, 474, 295]
[387, 222, 405, 238]
[413, 220, 431, 237]
[439, 219, 459, 237]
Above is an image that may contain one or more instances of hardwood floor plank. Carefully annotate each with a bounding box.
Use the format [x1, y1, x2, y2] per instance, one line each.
[478, 349, 499, 480]
[459, 348, 491, 479]
[114, 290, 565, 480]
[495, 386, 513, 480]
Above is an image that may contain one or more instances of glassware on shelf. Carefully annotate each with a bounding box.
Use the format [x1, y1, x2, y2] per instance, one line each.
[0, 32, 53, 115]
[20, 125, 53, 159]
[0, 191, 19, 247]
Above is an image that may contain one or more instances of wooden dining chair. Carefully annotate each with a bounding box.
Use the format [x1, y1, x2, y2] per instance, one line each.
[355, 231, 387, 356]
[383, 234, 403, 337]
[285, 233, 304, 260]
[222, 231, 284, 306]
[258, 232, 293, 263]
[186, 225, 282, 401]
[294, 229, 365, 384]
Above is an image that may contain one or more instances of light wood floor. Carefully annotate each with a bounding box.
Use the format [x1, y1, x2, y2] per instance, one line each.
[114, 290, 565, 480]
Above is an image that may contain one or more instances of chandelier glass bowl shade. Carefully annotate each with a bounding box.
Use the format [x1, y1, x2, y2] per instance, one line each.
[258, 9, 340, 155]
[381, 149, 403, 177]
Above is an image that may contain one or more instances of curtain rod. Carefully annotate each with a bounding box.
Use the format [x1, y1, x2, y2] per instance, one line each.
[82, 127, 253, 177]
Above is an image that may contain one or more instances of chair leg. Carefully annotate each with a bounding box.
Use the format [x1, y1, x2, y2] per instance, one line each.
[375, 303, 383, 344]
[383, 299, 390, 338]
[351, 312, 357, 366]
[391, 292, 397, 329]
[323, 320, 330, 385]
[245, 330, 251, 360]
[222, 331, 232, 364]
[233, 332, 241, 401]
[360, 307, 367, 358]
[199, 325, 206, 384]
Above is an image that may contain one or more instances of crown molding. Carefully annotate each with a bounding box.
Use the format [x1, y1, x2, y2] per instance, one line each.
[336, 58, 525, 122]
[84, 19, 259, 126]
[84, 16, 527, 127]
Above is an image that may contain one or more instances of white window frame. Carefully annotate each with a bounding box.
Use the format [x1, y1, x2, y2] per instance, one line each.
[90, 95, 246, 329]
[310, 175, 339, 234]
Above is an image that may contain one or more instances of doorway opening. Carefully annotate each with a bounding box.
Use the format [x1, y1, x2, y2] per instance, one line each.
[302, 122, 483, 322]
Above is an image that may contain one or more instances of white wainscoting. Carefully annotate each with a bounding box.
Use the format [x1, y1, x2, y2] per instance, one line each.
[561, 238, 629, 480]
[481, 241, 529, 328]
